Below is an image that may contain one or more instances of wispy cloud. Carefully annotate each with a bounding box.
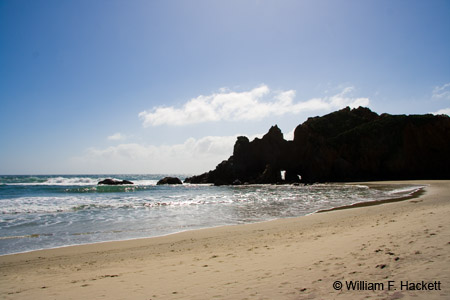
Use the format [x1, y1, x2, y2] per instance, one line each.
[138, 85, 369, 127]
[107, 132, 126, 141]
[432, 108, 450, 116]
[432, 82, 450, 100]
[73, 135, 239, 174]
[72, 132, 273, 174]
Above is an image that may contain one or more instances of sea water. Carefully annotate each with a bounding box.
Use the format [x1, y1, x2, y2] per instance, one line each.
[0, 174, 424, 256]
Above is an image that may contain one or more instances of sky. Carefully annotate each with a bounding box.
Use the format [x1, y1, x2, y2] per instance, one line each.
[1, 0, 449, 175]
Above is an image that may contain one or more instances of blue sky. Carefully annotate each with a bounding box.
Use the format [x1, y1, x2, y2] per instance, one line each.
[1, 0, 449, 175]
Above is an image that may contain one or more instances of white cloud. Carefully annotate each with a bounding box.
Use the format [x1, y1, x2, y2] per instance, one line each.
[72, 85, 370, 174]
[71, 132, 272, 174]
[432, 83, 450, 100]
[72, 135, 239, 174]
[328, 86, 370, 108]
[284, 128, 295, 141]
[139, 85, 370, 126]
[107, 132, 126, 141]
[432, 108, 450, 116]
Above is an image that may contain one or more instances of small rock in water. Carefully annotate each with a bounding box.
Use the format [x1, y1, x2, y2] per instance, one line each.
[156, 177, 182, 185]
[98, 179, 134, 185]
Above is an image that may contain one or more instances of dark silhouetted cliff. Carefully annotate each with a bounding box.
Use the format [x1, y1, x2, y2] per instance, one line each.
[185, 107, 450, 185]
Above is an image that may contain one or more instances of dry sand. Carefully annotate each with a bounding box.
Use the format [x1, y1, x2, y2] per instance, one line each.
[1, 180, 449, 300]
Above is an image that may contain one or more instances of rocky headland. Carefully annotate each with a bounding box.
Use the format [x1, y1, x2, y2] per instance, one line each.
[185, 107, 450, 185]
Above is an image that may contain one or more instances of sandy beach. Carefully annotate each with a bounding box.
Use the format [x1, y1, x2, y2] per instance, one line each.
[1, 180, 449, 300]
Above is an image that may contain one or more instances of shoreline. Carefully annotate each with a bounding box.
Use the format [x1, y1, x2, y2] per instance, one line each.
[0, 181, 425, 257]
[1, 180, 449, 299]
[318, 182, 426, 212]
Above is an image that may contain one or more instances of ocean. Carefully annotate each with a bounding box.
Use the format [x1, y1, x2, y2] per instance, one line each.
[0, 174, 424, 256]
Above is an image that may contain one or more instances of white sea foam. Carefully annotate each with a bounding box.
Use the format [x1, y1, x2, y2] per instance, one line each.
[5, 177, 100, 186]
[133, 180, 159, 186]
[0, 178, 425, 256]
[4, 177, 160, 187]
[387, 185, 425, 195]
[46, 177, 101, 185]
[0, 196, 90, 214]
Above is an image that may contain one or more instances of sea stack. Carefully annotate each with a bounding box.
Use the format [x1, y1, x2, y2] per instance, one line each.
[185, 107, 450, 185]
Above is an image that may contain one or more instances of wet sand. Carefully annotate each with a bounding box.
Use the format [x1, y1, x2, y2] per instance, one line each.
[1, 180, 449, 299]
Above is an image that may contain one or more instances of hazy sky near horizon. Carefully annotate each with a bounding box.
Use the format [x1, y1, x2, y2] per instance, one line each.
[1, 0, 450, 175]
